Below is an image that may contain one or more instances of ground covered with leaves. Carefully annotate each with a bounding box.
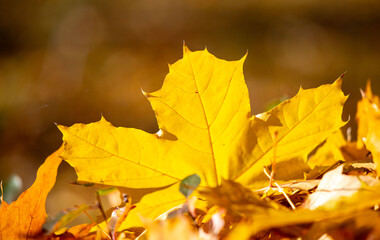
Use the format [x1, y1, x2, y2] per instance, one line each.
[1, 47, 380, 239]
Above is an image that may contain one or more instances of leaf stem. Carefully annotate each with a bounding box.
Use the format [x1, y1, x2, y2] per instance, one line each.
[269, 131, 278, 188]
[263, 168, 296, 210]
[82, 209, 111, 239]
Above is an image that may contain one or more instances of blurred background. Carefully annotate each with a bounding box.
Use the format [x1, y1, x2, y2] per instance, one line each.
[0, 0, 380, 220]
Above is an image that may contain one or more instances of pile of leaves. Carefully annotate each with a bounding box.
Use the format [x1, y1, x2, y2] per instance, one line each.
[2, 46, 380, 239]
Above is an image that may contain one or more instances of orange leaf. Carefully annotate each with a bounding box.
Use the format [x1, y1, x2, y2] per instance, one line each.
[51, 224, 95, 240]
[0, 146, 63, 239]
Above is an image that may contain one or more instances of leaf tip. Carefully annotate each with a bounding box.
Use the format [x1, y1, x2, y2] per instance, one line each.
[141, 88, 152, 98]
[183, 43, 191, 55]
[339, 71, 347, 79]
[240, 51, 248, 64]
[334, 76, 343, 88]
[365, 79, 373, 97]
[243, 49, 248, 60]
[333, 77, 348, 102]
[360, 88, 366, 99]
[56, 124, 67, 132]
[100, 114, 107, 122]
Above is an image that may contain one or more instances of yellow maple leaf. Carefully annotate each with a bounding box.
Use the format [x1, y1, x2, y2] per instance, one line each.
[356, 81, 380, 175]
[357, 80, 380, 149]
[306, 129, 369, 180]
[0, 146, 63, 239]
[58, 47, 346, 227]
[307, 130, 347, 169]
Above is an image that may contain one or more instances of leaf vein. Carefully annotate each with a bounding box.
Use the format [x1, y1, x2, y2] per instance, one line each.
[149, 97, 208, 130]
[209, 64, 239, 128]
[235, 85, 338, 181]
[63, 129, 180, 181]
[185, 50, 219, 185]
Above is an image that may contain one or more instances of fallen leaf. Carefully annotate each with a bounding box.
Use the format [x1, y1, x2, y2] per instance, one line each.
[345, 162, 375, 174]
[307, 130, 347, 169]
[0, 146, 63, 239]
[304, 165, 378, 210]
[356, 80, 380, 148]
[227, 183, 380, 240]
[304, 210, 380, 240]
[227, 168, 380, 239]
[307, 129, 368, 168]
[51, 223, 95, 240]
[228, 78, 347, 187]
[58, 47, 346, 228]
[364, 115, 380, 175]
[109, 203, 135, 240]
[357, 81, 380, 175]
[123, 182, 186, 229]
[198, 179, 277, 216]
[255, 179, 320, 194]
